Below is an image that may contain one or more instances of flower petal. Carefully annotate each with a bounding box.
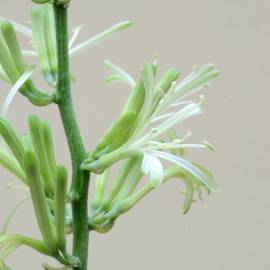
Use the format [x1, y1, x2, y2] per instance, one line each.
[158, 64, 219, 112]
[69, 21, 132, 57]
[1, 68, 34, 117]
[142, 152, 164, 186]
[151, 102, 203, 139]
[152, 150, 220, 192]
[175, 64, 219, 98]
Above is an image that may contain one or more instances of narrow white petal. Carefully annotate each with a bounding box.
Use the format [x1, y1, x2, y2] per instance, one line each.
[171, 143, 207, 149]
[151, 102, 202, 139]
[174, 64, 219, 98]
[146, 142, 207, 151]
[151, 112, 174, 123]
[0, 18, 32, 38]
[1, 69, 34, 117]
[170, 100, 192, 108]
[69, 21, 132, 57]
[69, 25, 83, 49]
[157, 64, 219, 113]
[152, 150, 220, 192]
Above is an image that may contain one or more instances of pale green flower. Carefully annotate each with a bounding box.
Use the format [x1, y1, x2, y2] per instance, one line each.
[0, 1, 221, 266]
[82, 61, 220, 232]
[82, 62, 220, 191]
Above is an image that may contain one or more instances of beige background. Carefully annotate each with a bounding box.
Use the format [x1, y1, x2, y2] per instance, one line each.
[0, 0, 269, 269]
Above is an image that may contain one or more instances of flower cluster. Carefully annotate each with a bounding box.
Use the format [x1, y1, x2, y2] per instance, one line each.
[0, 1, 220, 268]
[82, 60, 220, 232]
[0, 116, 75, 267]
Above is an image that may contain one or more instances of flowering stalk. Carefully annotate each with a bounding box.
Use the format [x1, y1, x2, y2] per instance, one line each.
[53, 4, 90, 270]
[0, 1, 220, 269]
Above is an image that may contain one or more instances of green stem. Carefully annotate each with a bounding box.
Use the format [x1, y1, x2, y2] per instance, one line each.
[53, 4, 90, 270]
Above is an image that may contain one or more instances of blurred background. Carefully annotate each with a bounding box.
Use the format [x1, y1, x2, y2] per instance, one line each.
[0, 0, 269, 269]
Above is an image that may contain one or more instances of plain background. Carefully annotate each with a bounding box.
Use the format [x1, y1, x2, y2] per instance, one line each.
[0, 0, 269, 269]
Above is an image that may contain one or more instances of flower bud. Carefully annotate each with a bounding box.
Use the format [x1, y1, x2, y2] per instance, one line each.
[93, 111, 137, 158]
[41, 121, 57, 175]
[28, 115, 55, 195]
[54, 165, 68, 251]
[0, 21, 22, 84]
[0, 118, 25, 167]
[31, 4, 58, 86]
[92, 170, 108, 210]
[156, 68, 181, 94]
[23, 149, 57, 253]
[0, 21, 26, 77]
[122, 72, 145, 115]
[89, 65, 152, 160]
